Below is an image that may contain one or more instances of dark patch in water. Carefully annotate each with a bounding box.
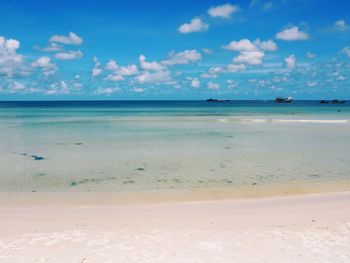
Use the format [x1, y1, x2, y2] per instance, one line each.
[123, 180, 135, 184]
[136, 167, 145, 171]
[32, 155, 44, 161]
[75, 143, 84, 145]
[70, 181, 78, 187]
[223, 146, 232, 150]
[22, 153, 44, 161]
[251, 182, 257, 185]
[36, 173, 47, 177]
[308, 174, 320, 178]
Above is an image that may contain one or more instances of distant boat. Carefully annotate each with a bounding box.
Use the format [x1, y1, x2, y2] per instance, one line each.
[331, 99, 346, 104]
[274, 96, 293, 103]
[206, 98, 230, 102]
[320, 100, 330, 104]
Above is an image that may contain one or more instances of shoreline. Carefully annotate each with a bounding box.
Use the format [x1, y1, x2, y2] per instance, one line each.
[1, 179, 349, 207]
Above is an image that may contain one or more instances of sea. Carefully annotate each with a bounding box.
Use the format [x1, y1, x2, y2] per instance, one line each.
[0, 100, 349, 197]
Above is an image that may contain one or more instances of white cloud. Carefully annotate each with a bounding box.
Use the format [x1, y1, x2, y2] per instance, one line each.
[135, 70, 171, 84]
[233, 51, 264, 65]
[224, 38, 277, 52]
[131, 87, 145, 93]
[207, 82, 220, 90]
[253, 39, 277, 51]
[276, 26, 309, 41]
[223, 39, 257, 51]
[285, 54, 296, 69]
[42, 43, 63, 52]
[208, 4, 239, 18]
[306, 52, 316, 59]
[105, 74, 124, 82]
[202, 48, 213, 54]
[178, 18, 208, 34]
[32, 56, 53, 68]
[226, 63, 246, 72]
[116, 64, 138, 76]
[162, 50, 202, 65]
[191, 78, 200, 88]
[333, 20, 350, 31]
[0, 35, 23, 76]
[92, 57, 102, 77]
[55, 50, 83, 60]
[200, 73, 218, 79]
[227, 79, 238, 89]
[94, 87, 120, 95]
[3, 38, 20, 50]
[139, 54, 165, 71]
[307, 81, 317, 87]
[49, 32, 83, 45]
[342, 46, 350, 57]
[106, 59, 119, 71]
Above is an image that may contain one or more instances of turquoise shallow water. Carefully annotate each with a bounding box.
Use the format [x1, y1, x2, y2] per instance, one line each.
[0, 100, 349, 193]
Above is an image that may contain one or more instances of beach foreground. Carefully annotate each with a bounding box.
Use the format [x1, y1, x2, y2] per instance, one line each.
[1, 192, 349, 263]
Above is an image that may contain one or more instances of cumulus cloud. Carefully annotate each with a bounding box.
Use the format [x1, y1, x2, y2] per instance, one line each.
[191, 77, 200, 88]
[307, 81, 317, 87]
[207, 82, 220, 90]
[233, 51, 265, 65]
[178, 18, 208, 34]
[106, 59, 119, 71]
[224, 38, 277, 52]
[342, 46, 350, 57]
[94, 87, 120, 95]
[208, 4, 239, 18]
[139, 54, 165, 71]
[332, 20, 350, 31]
[0, 35, 23, 76]
[226, 63, 246, 72]
[306, 52, 316, 59]
[162, 50, 202, 65]
[42, 43, 63, 52]
[253, 39, 277, 51]
[223, 38, 276, 69]
[105, 74, 124, 82]
[32, 56, 54, 68]
[49, 32, 83, 45]
[55, 50, 83, 60]
[223, 39, 257, 51]
[131, 87, 145, 93]
[92, 57, 102, 77]
[227, 79, 238, 89]
[276, 26, 309, 41]
[285, 54, 296, 69]
[116, 64, 138, 76]
[103, 58, 138, 80]
[135, 70, 171, 84]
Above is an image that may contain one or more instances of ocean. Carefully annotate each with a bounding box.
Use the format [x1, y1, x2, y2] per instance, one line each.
[0, 100, 349, 197]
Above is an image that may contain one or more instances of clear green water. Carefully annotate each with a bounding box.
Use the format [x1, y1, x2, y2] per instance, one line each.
[0, 101, 349, 193]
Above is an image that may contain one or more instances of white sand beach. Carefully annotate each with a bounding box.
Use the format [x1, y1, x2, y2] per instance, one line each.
[0, 192, 349, 263]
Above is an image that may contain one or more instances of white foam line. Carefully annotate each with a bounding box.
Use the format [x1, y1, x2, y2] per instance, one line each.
[244, 119, 349, 124]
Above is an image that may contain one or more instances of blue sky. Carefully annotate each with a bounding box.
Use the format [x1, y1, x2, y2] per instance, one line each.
[0, 0, 350, 100]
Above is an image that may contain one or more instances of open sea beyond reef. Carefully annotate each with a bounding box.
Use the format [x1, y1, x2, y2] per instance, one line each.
[0, 100, 350, 200]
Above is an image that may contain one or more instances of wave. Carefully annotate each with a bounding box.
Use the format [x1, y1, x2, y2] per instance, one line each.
[243, 119, 349, 124]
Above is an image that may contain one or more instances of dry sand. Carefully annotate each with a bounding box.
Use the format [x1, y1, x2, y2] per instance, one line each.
[0, 192, 350, 262]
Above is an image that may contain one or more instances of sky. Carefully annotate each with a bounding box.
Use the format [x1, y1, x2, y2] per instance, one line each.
[0, 0, 350, 100]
